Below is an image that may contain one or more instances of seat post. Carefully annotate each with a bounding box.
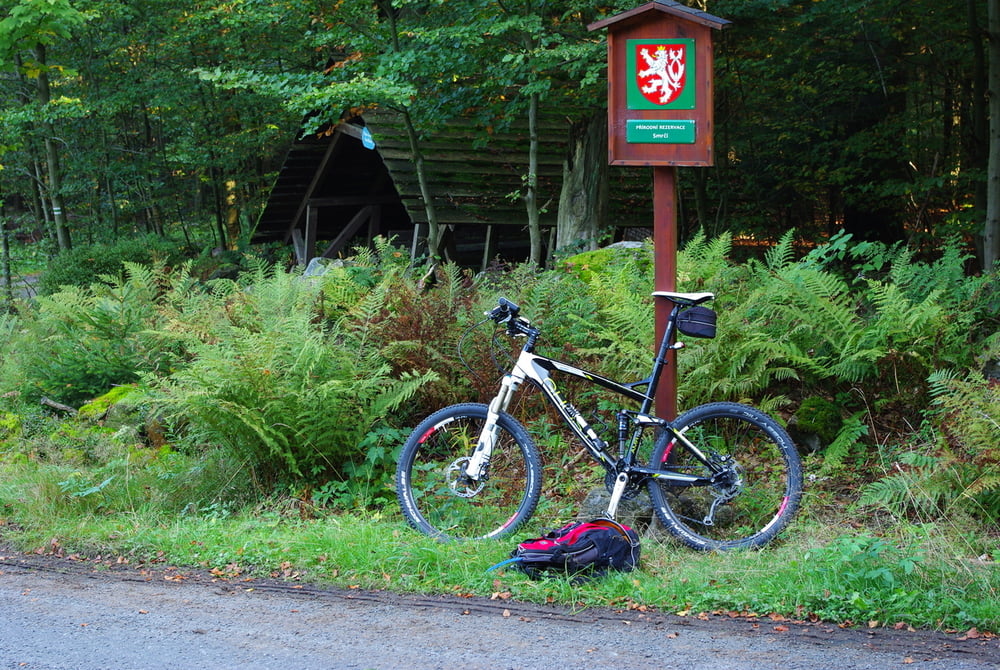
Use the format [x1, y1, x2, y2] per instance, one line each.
[640, 301, 681, 416]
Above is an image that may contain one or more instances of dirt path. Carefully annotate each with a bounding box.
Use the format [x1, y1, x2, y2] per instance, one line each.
[1, 549, 997, 670]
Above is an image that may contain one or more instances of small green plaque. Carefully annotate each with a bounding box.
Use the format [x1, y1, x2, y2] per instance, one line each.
[626, 120, 696, 144]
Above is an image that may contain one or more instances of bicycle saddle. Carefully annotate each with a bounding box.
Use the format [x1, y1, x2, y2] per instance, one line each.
[652, 291, 715, 306]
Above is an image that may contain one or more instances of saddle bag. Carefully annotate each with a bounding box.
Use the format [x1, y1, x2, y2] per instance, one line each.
[676, 305, 717, 338]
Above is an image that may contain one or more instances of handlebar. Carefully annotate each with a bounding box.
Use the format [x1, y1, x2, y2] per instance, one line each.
[486, 297, 538, 343]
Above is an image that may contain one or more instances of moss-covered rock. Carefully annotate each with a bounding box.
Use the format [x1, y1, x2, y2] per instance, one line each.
[789, 396, 844, 453]
[77, 385, 141, 419]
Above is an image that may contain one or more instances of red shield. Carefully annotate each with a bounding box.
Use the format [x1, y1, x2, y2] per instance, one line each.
[634, 43, 687, 106]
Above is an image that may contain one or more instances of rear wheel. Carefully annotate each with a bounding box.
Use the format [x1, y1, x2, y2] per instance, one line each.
[648, 402, 802, 550]
[396, 403, 542, 541]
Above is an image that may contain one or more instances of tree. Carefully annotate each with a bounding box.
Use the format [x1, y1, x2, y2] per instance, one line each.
[0, 0, 89, 250]
[987, 0, 1000, 268]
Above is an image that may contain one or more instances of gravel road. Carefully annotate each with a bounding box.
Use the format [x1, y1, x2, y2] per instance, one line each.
[1, 549, 997, 670]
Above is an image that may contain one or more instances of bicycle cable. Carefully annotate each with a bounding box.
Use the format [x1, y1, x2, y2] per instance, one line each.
[456, 315, 494, 388]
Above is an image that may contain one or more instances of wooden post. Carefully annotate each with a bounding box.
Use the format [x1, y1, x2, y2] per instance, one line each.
[589, 1, 729, 419]
[653, 166, 678, 419]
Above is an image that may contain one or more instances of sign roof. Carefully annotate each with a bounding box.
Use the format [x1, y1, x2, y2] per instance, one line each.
[588, 0, 731, 32]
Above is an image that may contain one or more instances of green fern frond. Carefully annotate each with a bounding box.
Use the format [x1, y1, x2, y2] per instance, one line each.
[764, 230, 798, 271]
[820, 412, 869, 474]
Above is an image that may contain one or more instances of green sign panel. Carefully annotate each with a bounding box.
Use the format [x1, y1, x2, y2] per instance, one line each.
[626, 39, 696, 110]
[626, 120, 696, 144]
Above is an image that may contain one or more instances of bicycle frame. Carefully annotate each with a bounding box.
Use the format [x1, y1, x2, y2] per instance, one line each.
[464, 301, 724, 516]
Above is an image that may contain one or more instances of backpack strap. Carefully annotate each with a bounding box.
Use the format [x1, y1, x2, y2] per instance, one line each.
[587, 518, 641, 548]
[486, 556, 523, 572]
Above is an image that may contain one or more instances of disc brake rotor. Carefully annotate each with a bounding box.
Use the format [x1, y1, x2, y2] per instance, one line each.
[447, 457, 485, 498]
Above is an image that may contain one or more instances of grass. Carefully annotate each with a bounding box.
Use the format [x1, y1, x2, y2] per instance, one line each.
[1, 458, 997, 634]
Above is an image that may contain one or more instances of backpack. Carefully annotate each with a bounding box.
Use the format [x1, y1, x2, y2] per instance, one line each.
[490, 519, 640, 580]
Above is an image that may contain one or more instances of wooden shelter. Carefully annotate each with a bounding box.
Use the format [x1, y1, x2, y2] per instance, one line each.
[253, 109, 652, 267]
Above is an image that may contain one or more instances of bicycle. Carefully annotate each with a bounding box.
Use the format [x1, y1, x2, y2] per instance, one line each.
[395, 292, 803, 550]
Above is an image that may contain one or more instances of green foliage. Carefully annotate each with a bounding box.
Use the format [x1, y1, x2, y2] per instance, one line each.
[857, 365, 1000, 523]
[3, 262, 183, 405]
[929, 369, 1000, 467]
[0, 0, 91, 56]
[38, 235, 186, 295]
[798, 534, 931, 624]
[149, 261, 437, 486]
[794, 396, 843, 444]
[817, 413, 870, 474]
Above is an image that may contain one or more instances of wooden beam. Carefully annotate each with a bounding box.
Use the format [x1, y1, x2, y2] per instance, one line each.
[307, 195, 400, 207]
[318, 206, 375, 259]
[282, 129, 346, 243]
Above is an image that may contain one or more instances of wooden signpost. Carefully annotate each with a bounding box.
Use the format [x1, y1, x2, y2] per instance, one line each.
[589, 0, 730, 419]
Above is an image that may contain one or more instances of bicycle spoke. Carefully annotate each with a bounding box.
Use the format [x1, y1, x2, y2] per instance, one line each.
[649, 402, 802, 550]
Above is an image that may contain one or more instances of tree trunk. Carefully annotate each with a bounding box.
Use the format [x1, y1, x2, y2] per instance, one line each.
[34, 44, 71, 250]
[556, 111, 607, 252]
[525, 91, 542, 266]
[1, 207, 12, 311]
[986, 0, 1000, 269]
[401, 108, 443, 261]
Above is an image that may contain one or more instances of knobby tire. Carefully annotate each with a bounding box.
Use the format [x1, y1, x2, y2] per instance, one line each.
[395, 403, 542, 541]
[648, 402, 803, 550]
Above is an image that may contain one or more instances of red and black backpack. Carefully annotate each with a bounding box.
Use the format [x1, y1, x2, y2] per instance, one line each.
[492, 518, 641, 580]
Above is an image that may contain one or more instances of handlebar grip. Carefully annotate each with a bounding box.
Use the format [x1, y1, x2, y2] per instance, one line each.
[487, 297, 520, 323]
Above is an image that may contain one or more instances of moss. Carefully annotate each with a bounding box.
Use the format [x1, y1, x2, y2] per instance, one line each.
[559, 242, 651, 283]
[794, 396, 844, 445]
[0, 411, 22, 444]
[77, 385, 141, 421]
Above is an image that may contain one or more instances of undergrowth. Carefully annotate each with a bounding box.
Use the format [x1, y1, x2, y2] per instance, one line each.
[0, 232, 997, 632]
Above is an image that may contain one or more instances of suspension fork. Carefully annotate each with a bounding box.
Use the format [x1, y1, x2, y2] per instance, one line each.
[464, 368, 524, 480]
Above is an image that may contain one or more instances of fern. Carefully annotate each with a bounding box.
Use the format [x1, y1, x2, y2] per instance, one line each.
[858, 449, 1000, 523]
[819, 412, 869, 474]
[147, 263, 439, 484]
[764, 229, 798, 271]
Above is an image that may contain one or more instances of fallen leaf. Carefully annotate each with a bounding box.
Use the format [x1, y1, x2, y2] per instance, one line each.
[774, 625, 789, 632]
[502, 609, 511, 618]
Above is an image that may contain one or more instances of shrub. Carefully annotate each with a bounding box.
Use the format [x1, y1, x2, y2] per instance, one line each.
[38, 235, 186, 294]
[2, 263, 184, 405]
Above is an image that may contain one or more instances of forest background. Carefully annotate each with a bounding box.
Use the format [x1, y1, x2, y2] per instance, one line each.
[0, 0, 999, 634]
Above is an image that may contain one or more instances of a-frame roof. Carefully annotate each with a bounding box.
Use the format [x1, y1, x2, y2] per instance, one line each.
[254, 108, 653, 264]
[588, 0, 731, 31]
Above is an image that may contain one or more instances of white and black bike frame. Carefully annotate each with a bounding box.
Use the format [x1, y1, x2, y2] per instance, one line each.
[465, 295, 731, 519]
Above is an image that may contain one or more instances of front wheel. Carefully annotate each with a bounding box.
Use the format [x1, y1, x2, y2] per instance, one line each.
[648, 402, 803, 550]
[395, 403, 542, 541]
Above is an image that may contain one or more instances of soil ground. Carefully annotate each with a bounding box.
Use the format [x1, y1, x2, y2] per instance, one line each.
[1, 547, 998, 670]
